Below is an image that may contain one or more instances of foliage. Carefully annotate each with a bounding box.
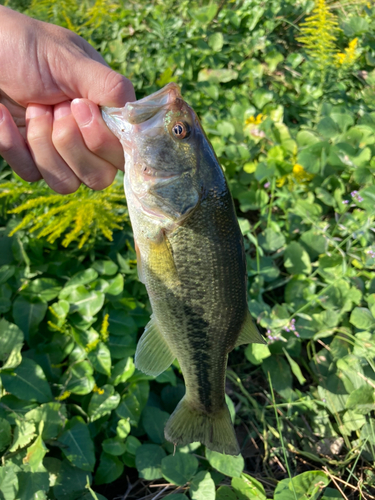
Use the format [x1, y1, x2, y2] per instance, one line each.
[1, 0, 375, 499]
[0, 176, 126, 248]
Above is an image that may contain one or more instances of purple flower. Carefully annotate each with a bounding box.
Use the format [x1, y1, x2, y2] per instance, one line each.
[342, 200, 349, 204]
[264, 182, 270, 189]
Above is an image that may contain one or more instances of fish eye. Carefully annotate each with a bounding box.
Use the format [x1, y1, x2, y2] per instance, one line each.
[172, 121, 190, 139]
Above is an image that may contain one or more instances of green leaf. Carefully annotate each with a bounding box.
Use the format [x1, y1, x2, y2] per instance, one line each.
[262, 357, 293, 400]
[0, 464, 18, 500]
[71, 290, 105, 319]
[350, 307, 375, 330]
[135, 444, 166, 480]
[116, 419, 131, 439]
[161, 452, 198, 486]
[284, 242, 312, 275]
[125, 435, 141, 455]
[25, 402, 67, 440]
[0, 417, 11, 452]
[88, 342, 111, 376]
[1, 358, 52, 403]
[0, 318, 23, 365]
[102, 437, 126, 456]
[317, 116, 340, 139]
[66, 268, 98, 287]
[283, 349, 306, 385]
[24, 278, 61, 301]
[252, 89, 274, 109]
[141, 406, 169, 444]
[105, 273, 124, 295]
[58, 417, 95, 471]
[258, 229, 285, 252]
[198, 68, 238, 83]
[109, 357, 135, 386]
[108, 309, 138, 336]
[9, 419, 36, 452]
[0, 264, 15, 284]
[88, 384, 120, 422]
[53, 460, 91, 500]
[216, 485, 238, 500]
[232, 473, 266, 499]
[95, 452, 124, 485]
[346, 385, 375, 414]
[12, 295, 47, 340]
[190, 471, 215, 500]
[205, 449, 244, 478]
[92, 260, 118, 276]
[208, 32, 224, 52]
[108, 334, 136, 359]
[15, 465, 49, 500]
[291, 471, 330, 498]
[245, 343, 271, 365]
[116, 381, 149, 426]
[23, 425, 48, 472]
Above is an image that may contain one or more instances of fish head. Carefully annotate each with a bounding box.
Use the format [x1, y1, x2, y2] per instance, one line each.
[102, 83, 205, 224]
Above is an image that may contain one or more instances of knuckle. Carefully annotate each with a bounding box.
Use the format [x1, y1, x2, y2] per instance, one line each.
[52, 126, 76, 151]
[83, 170, 115, 191]
[48, 172, 80, 195]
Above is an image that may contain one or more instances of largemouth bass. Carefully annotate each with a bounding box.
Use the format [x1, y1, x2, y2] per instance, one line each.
[102, 83, 264, 455]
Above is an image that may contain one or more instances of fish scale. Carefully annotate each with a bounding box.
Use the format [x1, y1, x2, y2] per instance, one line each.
[102, 83, 265, 455]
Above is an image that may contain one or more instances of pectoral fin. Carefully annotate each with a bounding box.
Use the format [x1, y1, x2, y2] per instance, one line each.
[135, 315, 175, 376]
[234, 310, 266, 348]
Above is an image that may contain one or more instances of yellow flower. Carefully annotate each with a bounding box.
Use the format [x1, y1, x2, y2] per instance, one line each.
[276, 164, 314, 188]
[244, 114, 266, 139]
[93, 384, 105, 395]
[336, 38, 359, 67]
[245, 114, 265, 126]
[56, 391, 71, 401]
[85, 338, 100, 352]
[100, 313, 110, 342]
[292, 163, 314, 183]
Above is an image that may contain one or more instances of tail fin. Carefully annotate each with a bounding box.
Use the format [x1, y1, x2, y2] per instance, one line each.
[164, 397, 240, 456]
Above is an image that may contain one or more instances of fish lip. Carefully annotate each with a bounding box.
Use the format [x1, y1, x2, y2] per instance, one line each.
[124, 83, 182, 125]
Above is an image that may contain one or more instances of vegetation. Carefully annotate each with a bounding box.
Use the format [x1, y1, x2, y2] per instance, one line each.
[0, 0, 374, 499]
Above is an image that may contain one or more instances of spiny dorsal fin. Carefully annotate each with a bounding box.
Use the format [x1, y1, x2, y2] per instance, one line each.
[234, 310, 266, 348]
[135, 315, 175, 376]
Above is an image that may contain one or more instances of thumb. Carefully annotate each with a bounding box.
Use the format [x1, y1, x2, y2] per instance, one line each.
[65, 57, 136, 107]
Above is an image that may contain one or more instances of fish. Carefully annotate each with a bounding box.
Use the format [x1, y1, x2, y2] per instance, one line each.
[102, 83, 265, 456]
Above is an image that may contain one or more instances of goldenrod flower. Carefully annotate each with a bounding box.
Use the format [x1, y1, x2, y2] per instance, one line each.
[56, 391, 71, 401]
[85, 338, 100, 353]
[335, 38, 359, 67]
[100, 314, 110, 342]
[93, 384, 105, 395]
[297, 0, 339, 71]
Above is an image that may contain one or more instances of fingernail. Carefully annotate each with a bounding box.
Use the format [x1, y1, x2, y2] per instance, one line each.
[72, 99, 93, 127]
[54, 102, 72, 121]
[27, 104, 48, 119]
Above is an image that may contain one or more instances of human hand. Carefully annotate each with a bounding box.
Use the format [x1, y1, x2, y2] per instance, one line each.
[0, 6, 135, 193]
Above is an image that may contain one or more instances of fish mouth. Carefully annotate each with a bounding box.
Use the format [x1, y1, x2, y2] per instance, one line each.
[125, 83, 182, 124]
[101, 83, 183, 151]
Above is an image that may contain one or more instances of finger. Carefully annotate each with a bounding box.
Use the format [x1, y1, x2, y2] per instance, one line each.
[61, 57, 136, 106]
[0, 104, 41, 181]
[52, 101, 118, 190]
[26, 103, 81, 194]
[71, 99, 125, 170]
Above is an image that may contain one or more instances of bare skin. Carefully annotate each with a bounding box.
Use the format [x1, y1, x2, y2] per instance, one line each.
[0, 6, 136, 193]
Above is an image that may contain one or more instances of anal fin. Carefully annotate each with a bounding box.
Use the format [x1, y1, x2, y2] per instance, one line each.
[135, 315, 175, 376]
[234, 310, 266, 348]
